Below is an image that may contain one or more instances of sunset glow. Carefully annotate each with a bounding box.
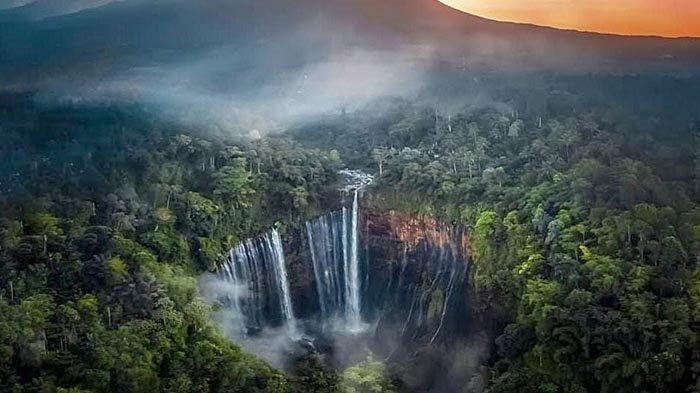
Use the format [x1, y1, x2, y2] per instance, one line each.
[439, 0, 700, 38]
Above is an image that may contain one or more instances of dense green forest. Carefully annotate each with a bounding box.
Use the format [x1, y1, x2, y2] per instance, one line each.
[0, 94, 345, 392]
[290, 77, 700, 392]
[2, 72, 700, 392]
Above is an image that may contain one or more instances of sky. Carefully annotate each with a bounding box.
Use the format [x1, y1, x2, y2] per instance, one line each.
[439, 0, 700, 37]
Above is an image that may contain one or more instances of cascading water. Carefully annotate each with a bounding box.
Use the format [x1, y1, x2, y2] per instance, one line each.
[269, 229, 297, 335]
[362, 217, 470, 350]
[303, 170, 372, 331]
[306, 211, 346, 319]
[305, 198, 363, 330]
[345, 189, 361, 329]
[216, 229, 296, 335]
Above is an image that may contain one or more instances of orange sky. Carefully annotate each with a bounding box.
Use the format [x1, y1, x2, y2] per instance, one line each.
[438, 0, 700, 37]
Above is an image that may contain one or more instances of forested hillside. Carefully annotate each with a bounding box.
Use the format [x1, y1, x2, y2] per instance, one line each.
[0, 94, 342, 392]
[1, 69, 700, 393]
[290, 75, 700, 392]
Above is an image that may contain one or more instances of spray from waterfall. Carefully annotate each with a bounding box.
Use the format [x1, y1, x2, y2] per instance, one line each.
[204, 169, 474, 379]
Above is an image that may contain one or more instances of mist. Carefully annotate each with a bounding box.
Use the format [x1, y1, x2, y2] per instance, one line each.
[2, 0, 698, 138]
[35, 45, 432, 136]
[200, 273, 299, 368]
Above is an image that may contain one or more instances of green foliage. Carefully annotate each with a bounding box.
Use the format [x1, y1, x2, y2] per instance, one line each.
[290, 93, 700, 392]
[107, 257, 128, 280]
[194, 236, 223, 272]
[290, 186, 310, 210]
[177, 192, 221, 237]
[154, 207, 175, 227]
[339, 360, 395, 393]
[24, 211, 63, 237]
[140, 228, 191, 268]
[0, 219, 22, 249]
[427, 288, 445, 320]
[0, 100, 345, 391]
[3, 75, 700, 392]
[213, 159, 256, 210]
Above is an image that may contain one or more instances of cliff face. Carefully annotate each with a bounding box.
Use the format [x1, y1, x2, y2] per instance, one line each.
[280, 208, 474, 346]
[282, 226, 319, 320]
[359, 210, 472, 344]
[350, 209, 477, 391]
[363, 210, 471, 256]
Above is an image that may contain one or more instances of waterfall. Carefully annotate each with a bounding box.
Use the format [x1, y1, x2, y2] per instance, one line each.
[211, 167, 470, 352]
[306, 211, 345, 319]
[306, 210, 349, 321]
[217, 229, 296, 334]
[305, 191, 363, 330]
[346, 189, 361, 329]
[269, 229, 297, 335]
[301, 170, 373, 331]
[381, 230, 469, 344]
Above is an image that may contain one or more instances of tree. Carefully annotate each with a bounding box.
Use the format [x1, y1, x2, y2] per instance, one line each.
[212, 158, 256, 212]
[24, 211, 62, 237]
[456, 147, 477, 179]
[659, 236, 688, 275]
[508, 120, 524, 138]
[178, 192, 221, 237]
[290, 186, 310, 210]
[483, 167, 507, 188]
[371, 147, 394, 177]
[549, 120, 581, 162]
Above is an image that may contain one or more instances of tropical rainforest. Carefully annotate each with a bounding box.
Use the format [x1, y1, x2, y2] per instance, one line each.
[1, 0, 700, 392]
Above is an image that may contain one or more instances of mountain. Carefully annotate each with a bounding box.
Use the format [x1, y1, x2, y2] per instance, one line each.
[2, 0, 698, 78]
[1, 0, 698, 126]
[0, 0, 118, 19]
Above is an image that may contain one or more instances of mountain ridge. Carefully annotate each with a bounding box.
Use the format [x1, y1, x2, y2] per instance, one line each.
[4, 0, 699, 42]
[1, 0, 699, 95]
[433, 0, 700, 40]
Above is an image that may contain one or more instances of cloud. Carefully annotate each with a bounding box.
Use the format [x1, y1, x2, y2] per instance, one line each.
[30, 15, 436, 136]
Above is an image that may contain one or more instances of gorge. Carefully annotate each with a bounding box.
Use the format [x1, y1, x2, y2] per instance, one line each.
[202, 172, 477, 389]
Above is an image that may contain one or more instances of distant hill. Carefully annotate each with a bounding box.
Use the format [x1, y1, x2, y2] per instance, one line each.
[337, 0, 700, 71]
[0, 0, 115, 19]
[1, 0, 698, 108]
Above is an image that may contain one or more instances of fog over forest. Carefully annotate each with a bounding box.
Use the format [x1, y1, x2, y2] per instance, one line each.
[3, 0, 699, 133]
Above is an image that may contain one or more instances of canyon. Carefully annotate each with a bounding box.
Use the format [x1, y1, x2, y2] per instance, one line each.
[202, 181, 479, 390]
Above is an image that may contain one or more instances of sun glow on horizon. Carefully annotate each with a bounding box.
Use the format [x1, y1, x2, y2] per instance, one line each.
[438, 0, 700, 38]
